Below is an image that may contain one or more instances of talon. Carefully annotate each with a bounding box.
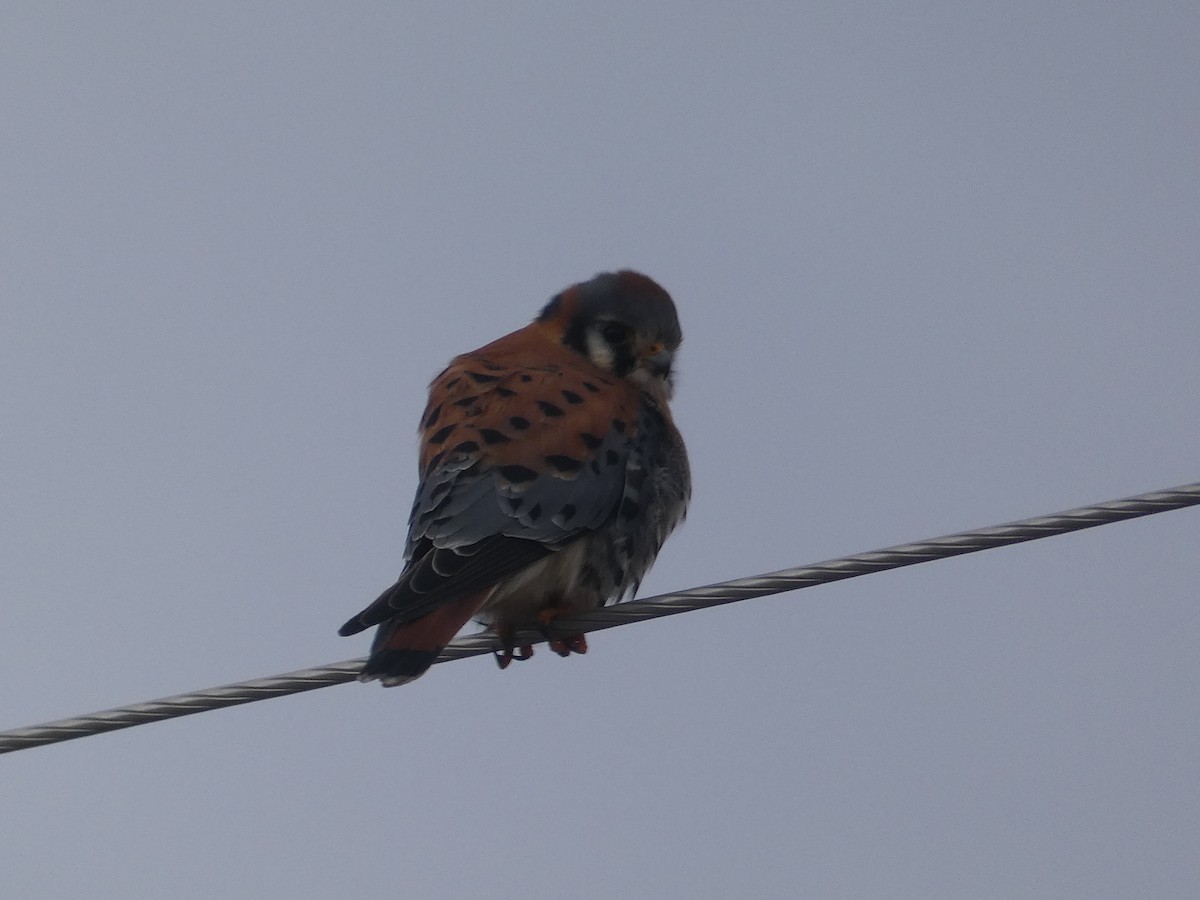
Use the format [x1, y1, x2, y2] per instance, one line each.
[536, 603, 588, 657]
[493, 628, 535, 670]
[548, 633, 586, 657]
[493, 606, 586, 667]
[565, 633, 587, 655]
[539, 607, 565, 654]
[492, 626, 523, 669]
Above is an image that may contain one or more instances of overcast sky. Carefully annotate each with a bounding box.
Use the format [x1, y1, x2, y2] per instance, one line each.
[3, 4, 1198, 898]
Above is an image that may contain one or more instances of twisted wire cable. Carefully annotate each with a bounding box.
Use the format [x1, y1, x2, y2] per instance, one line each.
[3, 481, 1197, 755]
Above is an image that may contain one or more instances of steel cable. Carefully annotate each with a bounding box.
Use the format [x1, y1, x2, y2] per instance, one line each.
[2, 481, 1197, 754]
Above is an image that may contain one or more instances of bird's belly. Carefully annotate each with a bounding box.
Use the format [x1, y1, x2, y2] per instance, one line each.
[474, 538, 609, 627]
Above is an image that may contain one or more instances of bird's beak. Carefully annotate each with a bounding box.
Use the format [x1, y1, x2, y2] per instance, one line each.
[641, 346, 674, 381]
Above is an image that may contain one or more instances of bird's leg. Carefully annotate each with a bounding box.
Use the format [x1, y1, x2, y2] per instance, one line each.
[537, 603, 588, 658]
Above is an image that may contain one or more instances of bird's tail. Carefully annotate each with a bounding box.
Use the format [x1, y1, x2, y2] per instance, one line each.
[358, 591, 490, 687]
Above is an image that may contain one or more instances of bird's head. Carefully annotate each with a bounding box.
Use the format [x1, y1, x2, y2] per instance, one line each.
[537, 270, 682, 401]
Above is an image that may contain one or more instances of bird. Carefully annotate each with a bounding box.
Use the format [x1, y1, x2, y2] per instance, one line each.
[338, 270, 691, 686]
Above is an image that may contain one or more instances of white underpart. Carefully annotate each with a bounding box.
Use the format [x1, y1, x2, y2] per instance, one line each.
[473, 540, 592, 626]
[583, 329, 615, 371]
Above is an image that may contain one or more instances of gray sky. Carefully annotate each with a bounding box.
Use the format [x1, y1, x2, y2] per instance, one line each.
[3, 4, 1197, 898]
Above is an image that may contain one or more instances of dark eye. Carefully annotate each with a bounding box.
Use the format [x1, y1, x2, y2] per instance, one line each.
[601, 322, 629, 345]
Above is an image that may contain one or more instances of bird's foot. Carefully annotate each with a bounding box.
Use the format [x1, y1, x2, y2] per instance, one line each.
[548, 633, 588, 657]
[492, 627, 534, 669]
[537, 607, 588, 658]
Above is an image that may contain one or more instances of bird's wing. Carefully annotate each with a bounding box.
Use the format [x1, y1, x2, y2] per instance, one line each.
[338, 327, 641, 635]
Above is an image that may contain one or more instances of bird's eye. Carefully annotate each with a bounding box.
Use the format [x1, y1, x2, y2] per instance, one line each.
[601, 322, 630, 345]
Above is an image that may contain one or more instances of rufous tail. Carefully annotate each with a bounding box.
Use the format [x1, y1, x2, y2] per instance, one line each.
[359, 591, 489, 686]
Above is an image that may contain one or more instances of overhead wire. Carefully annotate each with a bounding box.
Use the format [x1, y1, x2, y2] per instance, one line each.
[1, 480, 1197, 755]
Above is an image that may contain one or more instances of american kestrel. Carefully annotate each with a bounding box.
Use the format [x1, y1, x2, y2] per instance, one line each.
[338, 270, 690, 686]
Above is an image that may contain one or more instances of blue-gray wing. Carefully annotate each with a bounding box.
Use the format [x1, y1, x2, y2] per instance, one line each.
[339, 346, 647, 632]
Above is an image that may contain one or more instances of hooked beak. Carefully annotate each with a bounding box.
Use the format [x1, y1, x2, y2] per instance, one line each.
[635, 344, 676, 400]
[641, 346, 674, 381]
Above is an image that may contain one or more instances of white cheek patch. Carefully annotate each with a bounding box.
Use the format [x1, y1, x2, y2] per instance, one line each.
[584, 330, 615, 371]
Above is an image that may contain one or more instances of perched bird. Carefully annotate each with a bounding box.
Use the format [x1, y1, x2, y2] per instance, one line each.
[339, 270, 690, 686]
